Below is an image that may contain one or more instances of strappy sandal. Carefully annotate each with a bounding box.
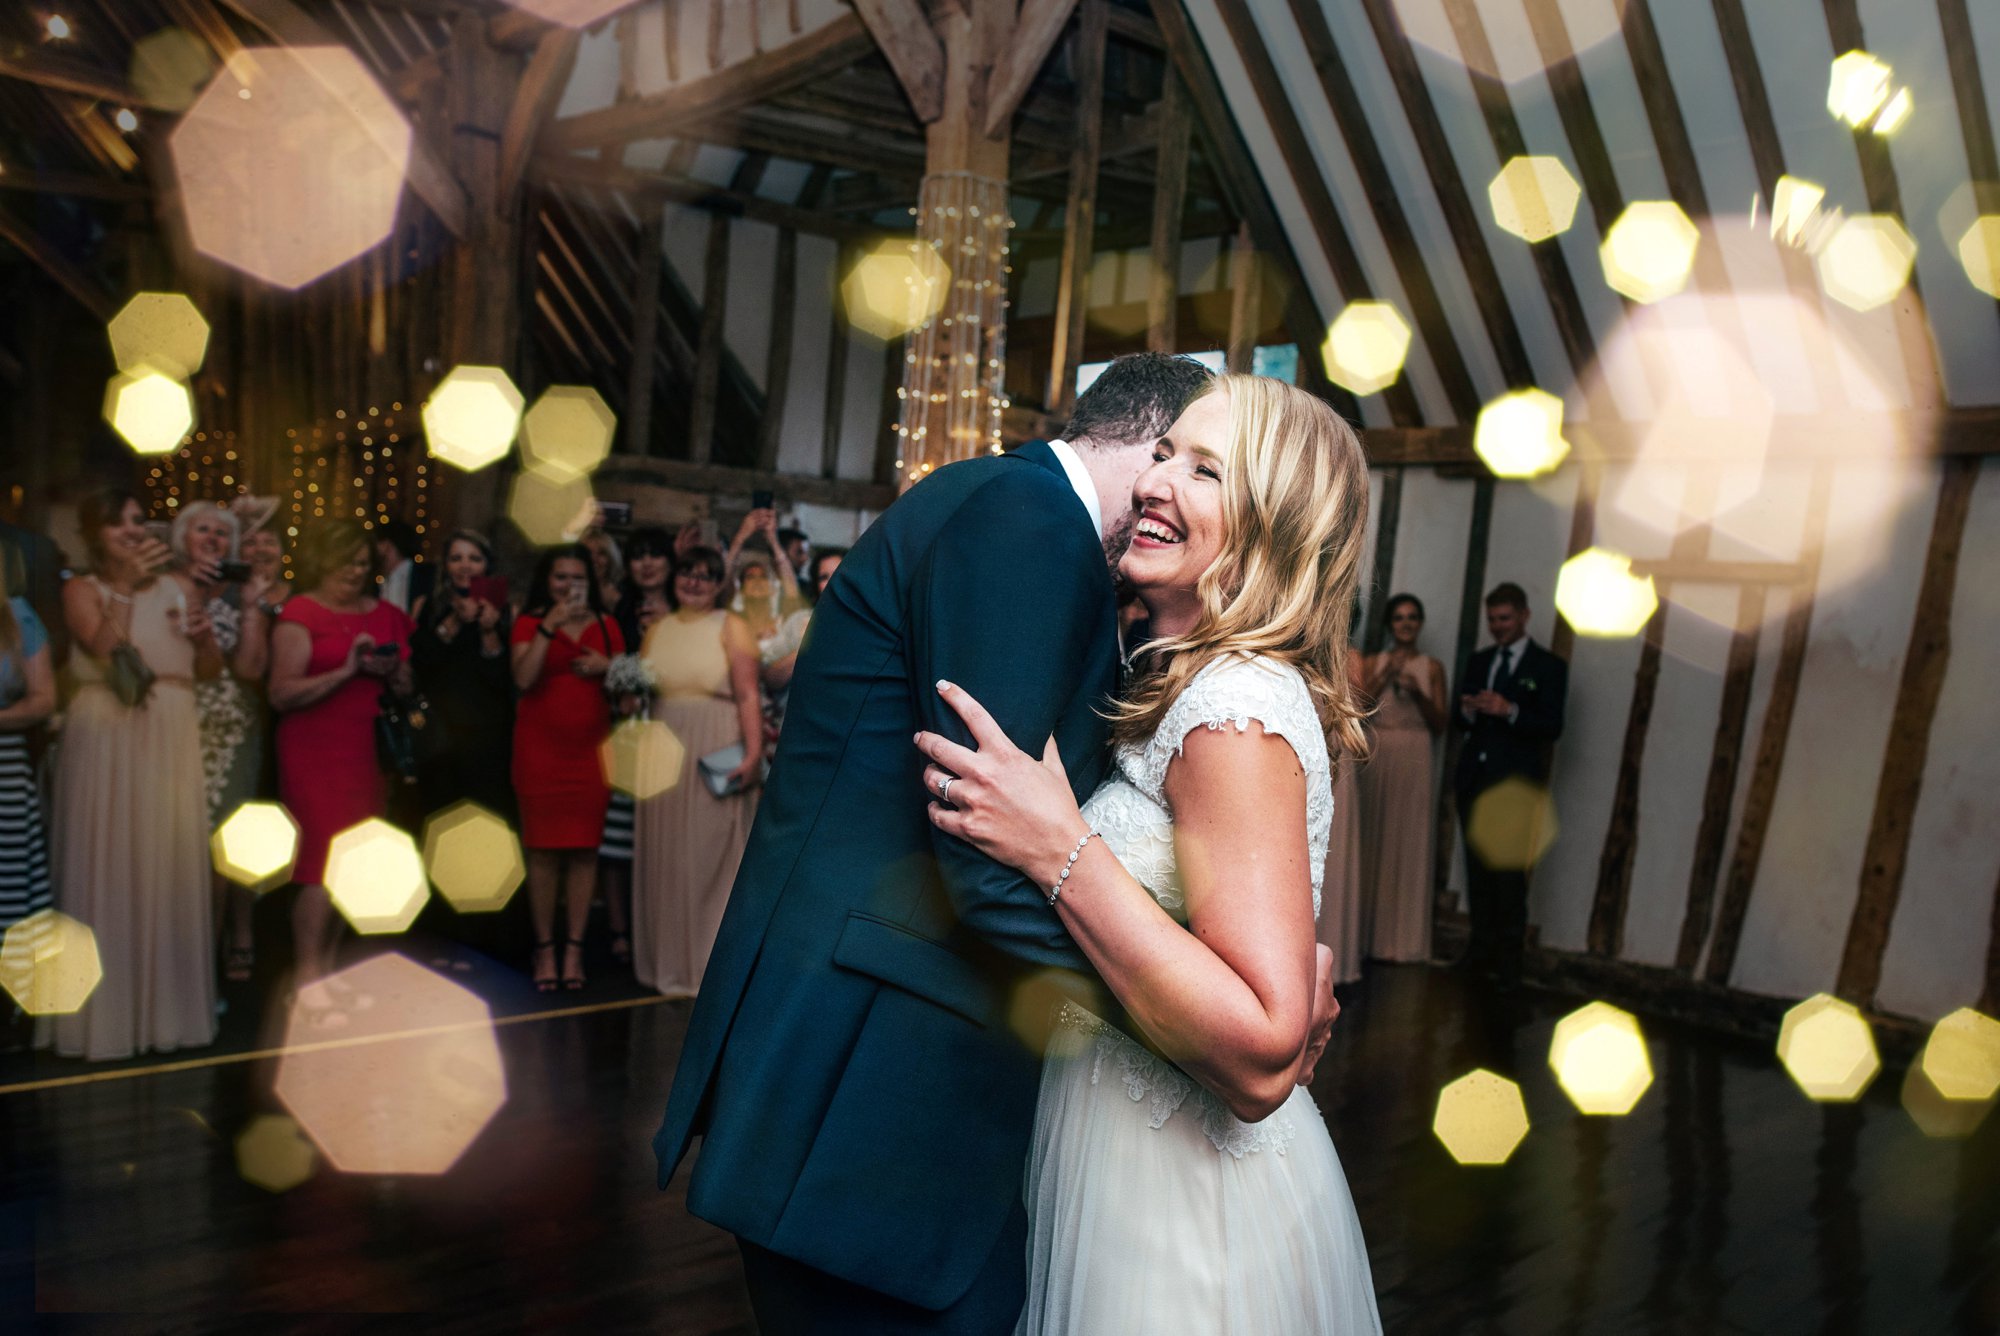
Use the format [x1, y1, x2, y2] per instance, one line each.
[532, 939, 559, 993]
[562, 937, 587, 991]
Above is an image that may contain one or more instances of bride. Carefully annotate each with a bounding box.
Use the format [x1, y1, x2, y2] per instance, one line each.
[915, 373, 1383, 1334]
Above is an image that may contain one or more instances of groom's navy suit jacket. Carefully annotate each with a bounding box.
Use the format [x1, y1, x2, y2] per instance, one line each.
[654, 440, 1119, 1311]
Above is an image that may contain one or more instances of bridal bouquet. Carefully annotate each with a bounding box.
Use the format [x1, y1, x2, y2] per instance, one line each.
[604, 654, 658, 719]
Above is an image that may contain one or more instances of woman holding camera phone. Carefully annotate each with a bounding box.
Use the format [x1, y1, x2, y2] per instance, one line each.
[511, 546, 624, 992]
[269, 520, 414, 1005]
[631, 545, 762, 998]
[409, 530, 514, 821]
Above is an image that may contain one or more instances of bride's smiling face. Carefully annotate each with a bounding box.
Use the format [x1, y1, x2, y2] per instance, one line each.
[1118, 388, 1230, 619]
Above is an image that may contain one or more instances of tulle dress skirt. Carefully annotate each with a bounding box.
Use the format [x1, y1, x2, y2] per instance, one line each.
[1018, 1003, 1382, 1336]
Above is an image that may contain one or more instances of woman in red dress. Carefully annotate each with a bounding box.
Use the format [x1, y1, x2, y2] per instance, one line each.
[511, 545, 623, 991]
[269, 519, 414, 992]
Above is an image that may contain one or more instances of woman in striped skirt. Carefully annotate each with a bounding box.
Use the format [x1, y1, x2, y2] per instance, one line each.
[0, 576, 57, 1036]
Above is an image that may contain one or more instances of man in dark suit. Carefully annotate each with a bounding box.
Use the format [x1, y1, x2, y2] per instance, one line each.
[1453, 581, 1568, 985]
[654, 354, 1216, 1333]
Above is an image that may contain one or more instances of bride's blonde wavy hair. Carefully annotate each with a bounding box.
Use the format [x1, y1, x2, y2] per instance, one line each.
[1109, 373, 1371, 759]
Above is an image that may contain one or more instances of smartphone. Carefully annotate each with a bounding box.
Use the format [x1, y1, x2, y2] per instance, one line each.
[218, 561, 253, 583]
[468, 575, 508, 608]
[751, 489, 775, 512]
[368, 642, 400, 660]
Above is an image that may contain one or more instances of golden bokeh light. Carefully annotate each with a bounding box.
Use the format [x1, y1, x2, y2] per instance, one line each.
[0, 910, 103, 1017]
[1817, 214, 1917, 312]
[1549, 1001, 1654, 1116]
[1432, 1069, 1530, 1166]
[1320, 301, 1412, 397]
[170, 47, 411, 290]
[1391, 0, 1627, 86]
[1776, 993, 1880, 1102]
[274, 954, 507, 1175]
[507, 467, 597, 548]
[102, 367, 194, 456]
[1871, 87, 1913, 137]
[1488, 156, 1582, 244]
[1008, 968, 1110, 1055]
[521, 385, 617, 481]
[422, 801, 525, 915]
[1465, 777, 1558, 872]
[423, 365, 524, 472]
[1919, 1007, 2000, 1102]
[1473, 387, 1569, 479]
[211, 799, 301, 893]
[842, 238, 951, 340]
[130, 26, 216, 113]
[107, 292, 210, 379]
[1958, 216, 2000, 299]
[324, 817, 428, 935]
[1600, 201, 1700, 305]
[1555, 548, 1658, 639]
[1902, 1059, 1995, 1139]
[236, 1114, 317, 1193]
[1768, 175, 1828, 247]
[1826, 50, 1894, 127]
[599, 719, 685, 800]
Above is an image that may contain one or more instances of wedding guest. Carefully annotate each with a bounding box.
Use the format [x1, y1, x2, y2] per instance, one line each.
[762, 548, 844, 698]
[0, 567, 54, 1046]
[217, 497, 287, 979]
[774, 525, 811, 598]
[1453, 582, 1568, 985]
[48, 490, 220, 1060]
[598, 526, 676, 967]
[511, 546, 623, 992]
[408, 529, 514, 819]
[631, 545, 762, 997]
[725, 509, 802, 626]
[373, 519, 430, 614]
[173, 500, 281, 982]
[583, 528, 625, 619]
[1360, 594, 1447, 962]
[0, 516, 68, 666]
[269, 519, 414, 997]
[1317, 654, 1369, 984]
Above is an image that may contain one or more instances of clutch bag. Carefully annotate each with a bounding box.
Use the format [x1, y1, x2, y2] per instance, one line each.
[698, 742, 756, 798]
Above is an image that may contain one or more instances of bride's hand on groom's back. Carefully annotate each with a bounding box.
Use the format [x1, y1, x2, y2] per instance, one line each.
[1296, 944, 1339, 1087]
[916, 680, 1090, 888]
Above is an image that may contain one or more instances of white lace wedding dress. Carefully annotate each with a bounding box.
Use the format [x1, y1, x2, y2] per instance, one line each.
[1017, 654, 1382, 1336]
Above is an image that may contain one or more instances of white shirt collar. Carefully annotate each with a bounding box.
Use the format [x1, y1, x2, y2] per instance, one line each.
[1044, 438, 1103, 540]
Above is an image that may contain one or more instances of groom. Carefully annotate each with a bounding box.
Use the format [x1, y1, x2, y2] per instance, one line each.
[653, 353, 1219, 1332]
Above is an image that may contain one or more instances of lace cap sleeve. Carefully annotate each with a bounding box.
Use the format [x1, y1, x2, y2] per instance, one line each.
[1127, 654, 1334, 917]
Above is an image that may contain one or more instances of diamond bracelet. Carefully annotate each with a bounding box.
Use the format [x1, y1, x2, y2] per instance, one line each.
[1047, 830, 1103, 906]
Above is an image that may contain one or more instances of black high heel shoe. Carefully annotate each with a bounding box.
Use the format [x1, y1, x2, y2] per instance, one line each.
[532, 939, 559, 993]
[562, 938, 587, 991]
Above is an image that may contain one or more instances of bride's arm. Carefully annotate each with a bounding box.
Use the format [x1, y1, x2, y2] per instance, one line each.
[919, 683, 1323, 1124]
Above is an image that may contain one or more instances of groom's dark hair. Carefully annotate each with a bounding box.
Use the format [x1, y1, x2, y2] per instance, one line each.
[1061, 352, 1214, 451]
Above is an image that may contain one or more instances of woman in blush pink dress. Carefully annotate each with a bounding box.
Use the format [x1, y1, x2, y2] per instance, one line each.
[1358, 594, 1447, 962]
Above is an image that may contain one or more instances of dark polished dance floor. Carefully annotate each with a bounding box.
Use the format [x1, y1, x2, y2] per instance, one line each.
[1, 944, 1994, 1333]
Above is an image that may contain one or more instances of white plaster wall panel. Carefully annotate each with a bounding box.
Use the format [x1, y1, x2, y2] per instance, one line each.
[1728, 459, 1940, 999]
[1179, 235, 1224, 302]
[659, 203, 708, 293]
[1703, 457, 1811, 565]
[836, 330, 887, 483]
[775, 234, 838, 479]
[620, 136, 675, 172]
[689, 145, 744, 188]
[1875, 459, 2000, 1021]
[1534, 625, 1643, 953]
[722, 218, 776, 391]
[555, 22, 621, 117]
[1017, 256, 1058, 322]
[1558, 0, 1674, 206]
[759, 161, 813, 204]
[1621, 585, 1738, 967]
[1313, 0, 1509, 402]
[1247, 3, 1456, 426]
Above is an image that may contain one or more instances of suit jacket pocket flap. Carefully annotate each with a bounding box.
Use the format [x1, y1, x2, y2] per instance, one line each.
[832, 913, 993, 1026]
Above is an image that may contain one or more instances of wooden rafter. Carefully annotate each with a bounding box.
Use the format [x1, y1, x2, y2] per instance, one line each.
[688, 153, 767, 465]
[595, 455, 895, 512]
[0, 207, 116, 319]
[1676, 583, 1766, 971]
[1145, 69, 1190, 354]
[625, 198, 664, 456]
[1047, 0, 1107, 418]
[497, 27, 581, 202]
[851, 0, 945, 122]
[1936, 0, 2000, 249]
[984, 0, 1081, 137]
[0, 168, 147, 204]
[528, 155, 892, 244]
[0, 44, 147, 106]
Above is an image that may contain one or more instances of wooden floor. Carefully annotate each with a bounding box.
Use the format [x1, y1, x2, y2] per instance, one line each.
[1, 940, 1994, 1333]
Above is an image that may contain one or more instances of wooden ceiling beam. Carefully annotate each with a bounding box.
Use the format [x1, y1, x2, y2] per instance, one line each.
[545, 12, 876, 150]
[851, 0, 946, 122]
[984, 0, 1081, 137]
[593, 455, 896, 511]
[497, 27, 581, 201]
[1935, 0, 2000, 243]
[0, 167, 148, 204]
[0, 45, 148, 107]
[0, 207, 117, 320]
[529, 154, 896, 243]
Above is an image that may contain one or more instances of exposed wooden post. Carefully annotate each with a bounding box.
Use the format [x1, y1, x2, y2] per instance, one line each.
[1434, 474, 1495, 897]
[822, 241, 853, 480]
[625, 200, 664, 456]
[1145, 69, 1190, 355]
[690, 156, 768, 464]
[1047, 0, 1108, 419]
[1361, 467, 1404, 653]
[1224, 223, 1259, 374]
[756, 225, 800, 471]
[1676, 584, 1765, 971]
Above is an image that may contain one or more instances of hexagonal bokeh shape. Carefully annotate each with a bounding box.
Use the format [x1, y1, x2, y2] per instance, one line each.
[508, 466, 597, 548]
[324, 817, 428, 935]
[1489, 156, 1582, 244]
[236, 1114, 317, 1193]
[131, 26, 217, 114]
[842, 238, 951, 340]
[170, 46, 411, 290]
[1391, 0, 1627, 86]
[1920, 1006, 2000, 1102]
[103, 368, 194, 456]
[1776, 993, 1880, 1102]
[1902, 1059, 1995, 1139]
[1958, 216, 2000, 299]
[522, 385, 616, 481]
[423, 365, 524, 472]
[1474, 387, 1569, 479]
[1555, 548, 1658, 639]
[1601, 201, 1700, 305]
[108, 292, 209, 379]
[211, 799, 301, 893]
[1465, 777, 1558, 872]
[1827, 50, 1893, 127]
[0, 910, 103, 1016]
[1433, 1069, 1530, 1166]
[274, 953, 506, 1175]
[1550, 1001, 1654, 1116]
[1320, 301, 1411, 397]
[600, 719, 685, 800]
[1817, 214, 1917, 312]
[500, 0, 637, 26]
[423, 800, 525, 914]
